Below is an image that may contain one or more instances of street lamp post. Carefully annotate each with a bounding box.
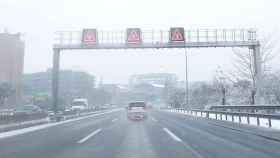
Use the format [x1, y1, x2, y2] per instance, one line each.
[185, 48, 189, 109]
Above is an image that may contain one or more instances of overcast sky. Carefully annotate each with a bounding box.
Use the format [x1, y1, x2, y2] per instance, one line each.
[0, 0, 279, 84]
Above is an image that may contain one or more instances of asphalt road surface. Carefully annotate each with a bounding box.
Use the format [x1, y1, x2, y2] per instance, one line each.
[1, 109, 280, 158]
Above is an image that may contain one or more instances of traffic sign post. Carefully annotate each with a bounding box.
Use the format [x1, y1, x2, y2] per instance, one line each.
[169, 27, 185, 43]
[82, 29, 97, 45]
[126, 28, 142, 44]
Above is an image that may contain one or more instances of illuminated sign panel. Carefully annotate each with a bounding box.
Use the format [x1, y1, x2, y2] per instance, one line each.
[82, 29, 97, 45]
[169, 27, 185, 42]
[126, 28, 142, 44]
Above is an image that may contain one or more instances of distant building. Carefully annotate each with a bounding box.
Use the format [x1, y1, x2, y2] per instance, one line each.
[100, 84, 120, 95]
[129, 73, 178, 104]
[23, 69, 95, 108]
[0, 33, 24, 106]
[98, 84, 129, 105]
[129, 73, 178, 88]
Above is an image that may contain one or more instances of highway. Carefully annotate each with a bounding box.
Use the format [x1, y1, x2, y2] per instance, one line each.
[0, 109, 280, 158]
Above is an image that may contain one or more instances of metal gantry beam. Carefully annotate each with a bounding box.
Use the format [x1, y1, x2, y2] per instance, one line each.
[53, 41, 259, 50]
[52, 28, 261, 115]
[53, 29, 258, 50]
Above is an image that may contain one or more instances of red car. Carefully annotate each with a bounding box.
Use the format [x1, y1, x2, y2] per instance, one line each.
[127, 101, 148, 121]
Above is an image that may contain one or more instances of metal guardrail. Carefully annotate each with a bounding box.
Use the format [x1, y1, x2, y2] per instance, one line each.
[209, 105, 280, 111]
[169, 108, 280, 128]
[0, 108, 115, 125]
[0, 109, 116, 133]
[0, 111, 47, 125]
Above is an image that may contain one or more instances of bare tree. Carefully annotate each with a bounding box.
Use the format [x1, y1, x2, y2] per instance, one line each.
[213, 67, 229, 105]
[189, 82, 219, 109]
[230, 33, 278, 104]
[168, 88, 185, 108]
[262, 72, 280, 104]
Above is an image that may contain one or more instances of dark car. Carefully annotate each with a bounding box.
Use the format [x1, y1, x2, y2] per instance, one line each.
[15, 105, 42, 114]
[48, 111, 65, 122]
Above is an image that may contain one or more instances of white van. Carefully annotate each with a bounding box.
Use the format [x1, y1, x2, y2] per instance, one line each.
[71, 98, 89, 111]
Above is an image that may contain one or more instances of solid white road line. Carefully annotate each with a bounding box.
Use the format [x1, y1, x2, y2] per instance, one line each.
[112, 118, 118, 122]
[163, 128, 182, 142]
[0, 109, 121, 139]
[77, 129, 102, 144]
[163, 128, 203, 158]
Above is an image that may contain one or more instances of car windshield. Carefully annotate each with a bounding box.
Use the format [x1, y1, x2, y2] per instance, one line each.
[129, 102, 146, 108]
[1, 0, 280, 158]
[16, 105, 36, 111]
[22, 105, 35, 110]
[72, 101, 86, 106]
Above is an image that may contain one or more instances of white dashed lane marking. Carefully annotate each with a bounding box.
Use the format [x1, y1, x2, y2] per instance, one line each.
[112, 118, 118, 122]
[163, 128, 182, 142]
[77, 128, 102, 144]
[151, 117, 158, 122]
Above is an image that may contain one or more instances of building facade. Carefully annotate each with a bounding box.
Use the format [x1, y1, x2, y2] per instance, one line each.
[129, 73, 178, 87]
[0, 33, 24, 106]
[129, 73, 178, 105]
[23, 69, 95, 108]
